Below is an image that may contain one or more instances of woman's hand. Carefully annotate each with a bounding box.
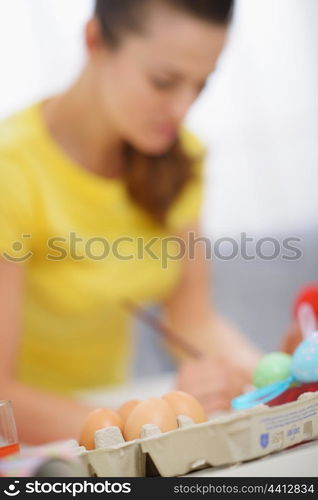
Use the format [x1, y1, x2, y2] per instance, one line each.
[175, 356, 251, 415]
[163, 223, 263, 415]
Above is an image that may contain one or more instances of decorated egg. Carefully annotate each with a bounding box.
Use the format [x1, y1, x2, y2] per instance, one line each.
[291, 331, 318, 382]
[232, 330, 318, 410]
[253, 352, 292, 388]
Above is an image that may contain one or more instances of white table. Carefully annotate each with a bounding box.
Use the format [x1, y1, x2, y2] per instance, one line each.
[77, 373, 318, 477]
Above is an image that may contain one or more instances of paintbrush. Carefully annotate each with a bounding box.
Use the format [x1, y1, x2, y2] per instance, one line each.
[122, 299, 202, 359]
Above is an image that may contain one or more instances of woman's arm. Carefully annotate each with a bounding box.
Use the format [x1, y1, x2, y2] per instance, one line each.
[162, 223, 263, 411]
[0, 258, 95, 445]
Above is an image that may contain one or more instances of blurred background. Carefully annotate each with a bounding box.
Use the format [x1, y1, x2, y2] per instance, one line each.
[1, 0, 318, 376]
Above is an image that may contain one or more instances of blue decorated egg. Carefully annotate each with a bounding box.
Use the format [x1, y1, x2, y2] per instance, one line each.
[291, 331, 318, 382]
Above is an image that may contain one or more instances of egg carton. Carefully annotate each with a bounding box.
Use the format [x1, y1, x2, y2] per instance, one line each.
[75, 391, 318, 477]
[75, 415, 193, 477]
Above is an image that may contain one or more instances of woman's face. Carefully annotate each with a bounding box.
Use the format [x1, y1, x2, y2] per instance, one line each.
[89, 4, 227, 155]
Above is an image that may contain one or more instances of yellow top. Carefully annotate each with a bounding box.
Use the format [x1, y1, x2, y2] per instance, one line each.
[0, 102, 205, 395]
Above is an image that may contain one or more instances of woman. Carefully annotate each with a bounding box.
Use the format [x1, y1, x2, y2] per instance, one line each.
[0, 0, 262, 445]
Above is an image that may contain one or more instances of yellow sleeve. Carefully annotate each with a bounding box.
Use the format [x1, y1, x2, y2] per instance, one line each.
[166, 128, 206, 232]
[0, 154, 35, 263]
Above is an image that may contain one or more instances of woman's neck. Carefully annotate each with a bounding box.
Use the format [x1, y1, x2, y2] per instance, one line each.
[42, 66, 125, 178]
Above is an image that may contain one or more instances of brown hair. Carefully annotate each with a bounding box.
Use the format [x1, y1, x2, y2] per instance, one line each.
[95, 0, 234, 227]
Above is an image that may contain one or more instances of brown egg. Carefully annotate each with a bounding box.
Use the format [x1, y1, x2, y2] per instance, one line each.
[162, 391, 208, 423]
[79, 408, 124, 450]
[123, 398, 178, 441]
[117, 400, 140, 423]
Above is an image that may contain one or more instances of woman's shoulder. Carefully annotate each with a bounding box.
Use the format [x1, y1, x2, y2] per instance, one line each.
[0, 104, 39, 156]
[0, 107, 41, 256]
[0, 105, 44, 215]
[0, 103, 43, 186]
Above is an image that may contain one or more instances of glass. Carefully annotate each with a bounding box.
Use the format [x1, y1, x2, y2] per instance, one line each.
[0, 401, 20, 458]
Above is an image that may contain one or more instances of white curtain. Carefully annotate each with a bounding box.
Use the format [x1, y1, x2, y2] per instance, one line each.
[186, 0, 318, 236]
[0, 0, 93, 116]
[1, 0, 318, 237]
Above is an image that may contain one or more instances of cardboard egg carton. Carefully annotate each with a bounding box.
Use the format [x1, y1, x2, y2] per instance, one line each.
[75, 391, 318, 477]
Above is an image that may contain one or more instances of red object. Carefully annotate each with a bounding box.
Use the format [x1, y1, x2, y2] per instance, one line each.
[293, 284, 318, 319]
[267, 382, 318, 407]
[0, 443, 20, 459]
